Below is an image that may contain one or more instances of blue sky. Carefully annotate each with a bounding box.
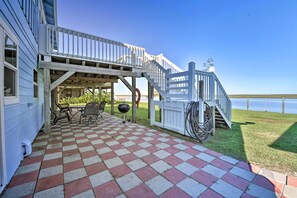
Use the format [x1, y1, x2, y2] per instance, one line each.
[57, 0, 297, 94]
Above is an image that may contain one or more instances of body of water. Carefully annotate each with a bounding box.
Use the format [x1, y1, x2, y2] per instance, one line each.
[231, 98, 297, 114]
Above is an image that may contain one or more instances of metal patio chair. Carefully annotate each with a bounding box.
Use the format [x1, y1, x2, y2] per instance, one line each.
[98, 101, 107, 119]
[79, 102, 100, 125]
[55, 100, 72, 115]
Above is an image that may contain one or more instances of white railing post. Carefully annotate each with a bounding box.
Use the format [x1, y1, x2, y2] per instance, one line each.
[188, 62, 196, 101]
[209, 73, 215, 101]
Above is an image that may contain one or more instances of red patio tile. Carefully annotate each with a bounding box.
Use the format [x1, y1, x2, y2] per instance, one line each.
[35, 174, 64, 192]
[211, 158, 234, 171]
[135, 166, 158, 182]
[160, 186, 190, 198]
[164, 146, 180, 155]
[63, 149, 79, 157]
[93, 181, 122, 198]
[93, 143, 108, 149]
[288, 175, 297, 188]
[126, 184, 156, 198]
[110, 164, 132, 178]
[163, 155, 183, 166]
[86, 162, 107, 176]
[80, 150, 97, 159]
[110, 144, 125, 150]
[134, 139, 145, 144]
[183, 141, 196, 147]
[187, 157, 208, 169]
[222, 172, 250, 191]
[237, 161, 252, 171]
[75, 136, 86, 140]
[252, 174, 284, 194]
[41, 158, 63, 169]
[21, 156, 44, 166]
[120, 153, 138, 163]
[184, 148, 200, 156]
[78, 142, 92, 147]
[101, 151, 117, 160]
[166, 140, 178, 145]
[64, 177, 92, 198]
[145, 146, 159, 154]
[141, 154, 160, 165]
[64, 160, 84, 172]
[150, 140, 161, 145]
[199, 189, 223, 198]
[45, 147, 62, 154]
[48, 140, 61, 144]
[191, 170, 217, 187]
[127, 145, 142, 152]
[204, 149, 222, 158]
[63, 141, 77, 146]
[162, 168, 187, 184]
[8, 170, 39, 188]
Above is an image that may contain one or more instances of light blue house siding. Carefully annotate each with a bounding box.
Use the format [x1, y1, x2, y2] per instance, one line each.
[0, 0, 44, 182]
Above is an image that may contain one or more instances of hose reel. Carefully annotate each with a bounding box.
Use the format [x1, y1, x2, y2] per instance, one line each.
[185, 101, 214, 143]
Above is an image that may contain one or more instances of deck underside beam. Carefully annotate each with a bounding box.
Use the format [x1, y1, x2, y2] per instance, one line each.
[39, 62, 142, 77]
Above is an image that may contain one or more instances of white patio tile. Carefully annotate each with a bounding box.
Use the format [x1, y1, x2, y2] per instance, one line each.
[64, 168, 87, 183]
[230, 166, 256, 181]
[39, 165, 63, 179]
[104, 157, 124, 169]
[34, 185, 64, 198]
[3, 181, 36, 198]
[96, 147, 112, 155]
[202, 164, 227, 178]
[156, 143, 170, 149]
[127, 159, 147, 171]
[177, 178, 207, 197]
[116, 173, 142, 192]
[63, 153, 81, 164]
[15, 162, 41, 175]
[139, 142, 152, 148]
[133, 149, 150, 158]
[211, 179, 243, 198]
[143, 137, 154, 141]
[173, 144, 188, 150]
[72, 189, 95, 198]
[43, 152, 62, 161]
[174, 151, 193, 161]
[115, 148, 130, 156]
[62, 144, 78, 151]
[83, 155, 102, 166]
[176, 162, 198, 176]
[122, 141, 136, 147]
[79, 146, 94, 153]
[89, 170, 113, 187]
[220, 155, 239, 165]
[146, 175, 173, 196]
[106, 140, 119, 146]
[196, 153, 216, 162]
[150, 160, 172, 173]
[192, 145, 207, 152]
[153, 150, 171, 159]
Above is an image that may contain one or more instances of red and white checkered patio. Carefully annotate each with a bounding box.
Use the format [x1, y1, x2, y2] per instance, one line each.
[2, 113, 297, 198]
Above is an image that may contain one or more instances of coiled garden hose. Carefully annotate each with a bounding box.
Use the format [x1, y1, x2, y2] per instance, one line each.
[185, 101, 214, 143]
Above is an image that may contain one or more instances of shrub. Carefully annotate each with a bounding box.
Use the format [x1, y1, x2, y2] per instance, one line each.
[60, 91, 111, 104]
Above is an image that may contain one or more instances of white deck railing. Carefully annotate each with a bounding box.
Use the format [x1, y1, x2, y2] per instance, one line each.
[40, 24, 145, 67]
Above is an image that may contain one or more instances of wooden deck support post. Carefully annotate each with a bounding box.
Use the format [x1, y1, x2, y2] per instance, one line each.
[132, 77, 136, 123]
[99, 87, 102, 102]
[111, 83, 114, 115]
[92, 86, 95, 101]
[282, 97, 285, 113]
[147, 82, 153, 119]
[44, 68, 51, 133]
[53, 88, 58, 111]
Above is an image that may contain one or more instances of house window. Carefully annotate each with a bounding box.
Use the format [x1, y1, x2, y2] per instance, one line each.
[33, 69, 38, 98]
[3, 33, 19, 104]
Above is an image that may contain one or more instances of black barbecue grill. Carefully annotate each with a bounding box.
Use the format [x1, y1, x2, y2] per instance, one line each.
[118, 103, 130, 123]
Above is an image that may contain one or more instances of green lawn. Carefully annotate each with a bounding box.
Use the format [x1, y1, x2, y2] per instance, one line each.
[77, 101, 297, 174]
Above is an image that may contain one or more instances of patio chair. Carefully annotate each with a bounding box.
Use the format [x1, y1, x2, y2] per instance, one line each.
[50, 108, 71, 125]
[55, 100, 72, 114]
[98, 101, 107, 119]
[79, 102, 100, 125]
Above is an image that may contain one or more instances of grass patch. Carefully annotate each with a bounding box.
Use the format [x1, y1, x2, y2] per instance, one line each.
[76, 101, 297, 174]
